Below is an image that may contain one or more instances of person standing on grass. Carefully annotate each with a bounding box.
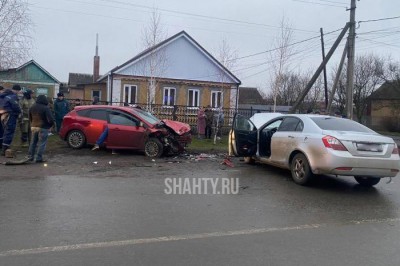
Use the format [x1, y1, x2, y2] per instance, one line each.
[0, 86, 5, 149]
[27, 95, 54, 163]
[54, 92, 69, 133]
[19, 89, 35, 146]
[197, 106, 206, 139]
[204, 106, 213, 139]
[0, 84, 22, 156]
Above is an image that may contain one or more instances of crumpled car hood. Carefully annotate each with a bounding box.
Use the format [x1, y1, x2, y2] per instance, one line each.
[162, 119, 191, 135]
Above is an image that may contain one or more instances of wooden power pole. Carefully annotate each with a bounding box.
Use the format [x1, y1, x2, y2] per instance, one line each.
[320, 28, 329, 109]
[346, 0, 357, 119]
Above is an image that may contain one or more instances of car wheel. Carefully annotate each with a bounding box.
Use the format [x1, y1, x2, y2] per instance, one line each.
[67, 130, 86, 149]
[354, 176, 381, 187]
[144, 138, 163, 158]
[291, 153, 313, 185]
[244, 157, 255, 164]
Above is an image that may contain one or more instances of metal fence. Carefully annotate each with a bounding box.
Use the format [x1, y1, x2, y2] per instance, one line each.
[65, 99, 274, 134]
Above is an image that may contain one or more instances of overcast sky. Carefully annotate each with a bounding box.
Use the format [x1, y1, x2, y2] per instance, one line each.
[29, 0, 400, 91]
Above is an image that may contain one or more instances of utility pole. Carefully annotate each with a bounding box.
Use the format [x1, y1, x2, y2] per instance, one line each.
[327, 40, 348, 114]
[289, 23, 350, 113]
[346, 0, 357, 119]
[320, 28, 329, 109]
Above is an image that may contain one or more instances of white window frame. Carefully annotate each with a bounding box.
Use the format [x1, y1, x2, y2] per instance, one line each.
[211, 91, 223, 108]
[123, 84, 137, 104]
[187, 89, 200, 107]
[163, 87, 176, 106]
[92, 90, 102, 100]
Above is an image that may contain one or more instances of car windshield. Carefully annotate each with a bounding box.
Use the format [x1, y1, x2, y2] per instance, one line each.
[310, 117, 375, 133]
[133, 108, 161, 125]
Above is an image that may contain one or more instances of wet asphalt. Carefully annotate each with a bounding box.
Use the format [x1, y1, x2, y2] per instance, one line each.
[1, 148, 400, 266]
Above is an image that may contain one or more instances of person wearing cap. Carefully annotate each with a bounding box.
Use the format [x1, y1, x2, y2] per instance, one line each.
[0, 86, 5, 149]
[0, 84, 22, 156]
[54, 92, 69, 133]
[19, 89, 35, 146]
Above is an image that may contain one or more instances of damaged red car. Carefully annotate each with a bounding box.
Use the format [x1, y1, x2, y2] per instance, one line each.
[59, 105, 192, 157]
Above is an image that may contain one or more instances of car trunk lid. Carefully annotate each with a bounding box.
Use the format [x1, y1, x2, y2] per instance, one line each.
[323, 130, 396, 158]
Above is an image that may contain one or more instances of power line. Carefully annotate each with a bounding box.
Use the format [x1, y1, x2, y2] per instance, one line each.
[233, 27, 343, 61]
[317, 0, 348, 4]
[359, 15, 400, 24]
[95, 0, 317, 33]
[292, 0, 347, 8]
[358, 37, 400, 49]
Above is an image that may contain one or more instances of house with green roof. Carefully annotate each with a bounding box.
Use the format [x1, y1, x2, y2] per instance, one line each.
[0, 60, 61, 98]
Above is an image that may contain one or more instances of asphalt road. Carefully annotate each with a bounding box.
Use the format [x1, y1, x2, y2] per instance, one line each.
[1, 148, 400, 266]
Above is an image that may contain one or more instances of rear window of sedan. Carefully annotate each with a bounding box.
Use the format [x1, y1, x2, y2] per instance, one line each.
[310, 117, 375, 133]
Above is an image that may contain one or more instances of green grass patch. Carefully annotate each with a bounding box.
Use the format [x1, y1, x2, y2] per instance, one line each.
[187, 136, 229, 153]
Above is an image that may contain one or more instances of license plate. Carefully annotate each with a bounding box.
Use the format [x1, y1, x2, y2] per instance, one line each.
[356, 143, 383, 152]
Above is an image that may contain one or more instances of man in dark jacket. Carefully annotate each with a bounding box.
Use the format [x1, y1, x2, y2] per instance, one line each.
[54, 92, 69, 133]
[28, 95, 54, 162]
[0, 84, 22, 156]
[0, 85, 5, 149]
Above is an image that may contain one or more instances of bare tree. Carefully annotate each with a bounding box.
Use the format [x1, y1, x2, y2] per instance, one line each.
[353, 54, 386, 122]
[268, 17, 294, 112]
[216, 37, 238, 108]
[212, 38, 238, 144]
[333, 54, 386, 121]
[141, 8, 167, 108]
[0, 0, 33, 69]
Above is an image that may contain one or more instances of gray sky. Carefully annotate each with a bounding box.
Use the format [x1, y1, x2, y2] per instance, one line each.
[29, 0, 400, 91]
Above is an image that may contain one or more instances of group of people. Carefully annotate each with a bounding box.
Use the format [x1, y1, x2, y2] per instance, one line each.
[0, 84, 70, 162]
[197, 106, 224, 139]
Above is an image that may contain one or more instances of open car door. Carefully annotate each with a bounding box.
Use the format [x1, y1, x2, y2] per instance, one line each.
[229, 114, 257, 157]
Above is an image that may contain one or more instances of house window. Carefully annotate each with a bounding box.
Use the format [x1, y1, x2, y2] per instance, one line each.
[188, 89, 200, 107]
[211, 91, 223, 108]
[124, 85, 137, 104]
[92, 90, 101, 100]
[163, 87, 176, 106]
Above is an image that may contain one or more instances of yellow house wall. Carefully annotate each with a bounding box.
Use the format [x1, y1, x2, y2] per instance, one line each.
[115, 77, 235, 108]
[83, 83, 107, 102]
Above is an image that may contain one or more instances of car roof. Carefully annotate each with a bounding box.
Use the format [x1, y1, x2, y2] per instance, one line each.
[249, 112, 283, 128]
[74, 105, 139, 113]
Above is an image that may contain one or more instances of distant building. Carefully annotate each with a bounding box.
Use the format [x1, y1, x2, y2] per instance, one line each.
[67, 34, 106, 103]
[0, 60, 60, 97]
[100, 31, 241, 108]
[367, 80, 400, 130]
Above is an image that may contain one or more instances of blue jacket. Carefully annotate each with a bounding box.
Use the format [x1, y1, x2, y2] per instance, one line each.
[0, 89, 21, 115]
[54, 98, 70, 120]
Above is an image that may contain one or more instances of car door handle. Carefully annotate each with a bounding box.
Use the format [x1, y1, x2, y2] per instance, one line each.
[288, 135, 295, 139]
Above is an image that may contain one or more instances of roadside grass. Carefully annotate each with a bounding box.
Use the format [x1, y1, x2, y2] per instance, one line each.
[187, 136, 229, 153]
[9, 127, 228, 155]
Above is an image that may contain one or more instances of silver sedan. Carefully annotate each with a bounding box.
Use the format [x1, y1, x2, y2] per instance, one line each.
[229, 114, 400, 186]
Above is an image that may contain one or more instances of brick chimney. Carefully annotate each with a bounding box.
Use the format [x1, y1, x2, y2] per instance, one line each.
[93, 33, 100, 82]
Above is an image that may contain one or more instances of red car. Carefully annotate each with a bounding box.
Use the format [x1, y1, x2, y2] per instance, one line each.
[59, 105, 192, 157]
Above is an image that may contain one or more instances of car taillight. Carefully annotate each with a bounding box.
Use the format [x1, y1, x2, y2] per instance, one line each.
[392, 145, 399, 155]
[322, 136, 348, 151]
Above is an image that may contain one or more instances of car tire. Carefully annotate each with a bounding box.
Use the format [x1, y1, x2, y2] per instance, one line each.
[144, 138, 164, 158]
[291, 153, 313, 185]
[354, 176, 381, 187]
[244, 157, 255, 164]
[67, 130, 86, 149]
